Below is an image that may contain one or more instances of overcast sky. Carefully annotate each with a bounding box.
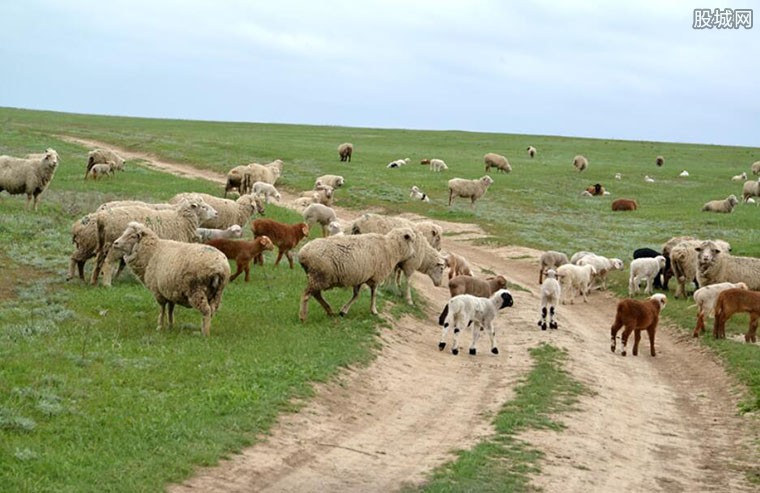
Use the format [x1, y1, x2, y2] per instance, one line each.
[1, 1, 758, 147]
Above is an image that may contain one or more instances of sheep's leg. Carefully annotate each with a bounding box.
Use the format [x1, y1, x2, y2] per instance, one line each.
[190, 292, 213, 336]
[402, 270, 414, 305]
[274, 249, 285, 267]
[285, 250, 295, 269]
[439, 324, 450, 351]
[581, 283, 589, 303]
[746, 314, 759, 343]
[101, 247, 121, 287]
[610, 319, 622, 352]
[538, 269, 543, 285]
[447, 190, 453, 206]
[229, 261, 244, 282]
[340, 284, 366, 316]
[243, 261, 251, 282]
[645, 277, 653, 295]
[620, 326, 634, 356]
[451, 319, 463, 355]
[469, 321, 482, 355]
[646, 327, 656, 356]
[157, 302, 167, 331]
[632, 330, 642, 356]
[713, 314, 725, 339]
[628, 275, 636, 296]
[167, 302, 175, 328]
[485, 321, 498, 355]
[113, 259, 127, 281]
[693, 310, 705, 337]
[538, 305, 548, 330]
[91, 248, 106, 285]
[549, 305, 558, 329]
[67, 257, 79, 281]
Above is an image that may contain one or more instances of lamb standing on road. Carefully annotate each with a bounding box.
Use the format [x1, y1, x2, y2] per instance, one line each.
[0, 148, 59, 211]
[444, 252, 472, 280]
[610, 294, 667, 357]
[437, 289, 514, 355]
[252, 181, 281, 203]
[538, 250, 569, 284]
[628, 256, 666, 296]
[448, 275, 507, 298]
[556, 263, 597, 304]
[538, 269, 561, 330]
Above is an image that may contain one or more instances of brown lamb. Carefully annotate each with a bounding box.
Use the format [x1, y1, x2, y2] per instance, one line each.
[206, 236, 275, 282]
[251, 218, 310, 268]
[610, 294, 667, 357]
[611, 198, 638, 211]
[448, 275, 507, 298]
[713, 288, 760, 342]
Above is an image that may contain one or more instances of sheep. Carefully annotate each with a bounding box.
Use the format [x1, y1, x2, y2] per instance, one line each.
[92, 198, 218, 286]
[429, 158, 449, 172]
[448, 275, 507, 298]
[661, 235, 697, 291]
[569, 251, 593, 265]
[752, 161, 760, 175]
[205, 236, 275, 282]
[387, 158, 410, 168]
[298, 227, 417, 320]
[701, 194, 739, 213]
[86, 162, 115, 180]
[484, 153, 511, 173]
[644, 175, 655, 183]
[444, 251, 472, 280]
[527, 146, 536, 158]
[713, 288, 760, 341]
[414, 221, 443, 251]
[670, 239, 732, 298]
[111, 222, 230, 336]
[656, 156, 664, 167]
[747, 197, 757, 205]
[577, 254, 624, 291]
[347, 213, 446, 305]
[0, 148, 59, 211]
[224, 160, 283, 197]
[410, 185, 430, 202]
[695, 240, 760, 291]
[97, 200, 175, 211]
[338, 142, 353, 162]
[632, 247, 665, 290]
[679, 170, 690, 177]
[691, 282, 749, 337]
[170, 192, 264, 229]
[538, 250, 569, 284]
[572, 155, 588, 172]
[447, 175, 494, 207]
[614, 173, 622, 180]
[742, 178, 760, 202]
[584, 183, 606, 196]
[611, 198, 638, 211]
[610, 294, 667, 357]
[251, 181, 281, 203]
[302, 203, 337, 237]
[556, 263, 597, 304]
[314, 174, 345, 189]
[251, 219, 310, 269]
[86, 148, 125, 179]
[731, 171, 748, 182]
[298, 186, 334, 206]
[325, 221, 343, 236]
[196, 224, 243, 242]
[537, 269, 561, 331]
[628, 256, 666, 296]
[349, 213, 441, 251]
[437, 289, 514, 356]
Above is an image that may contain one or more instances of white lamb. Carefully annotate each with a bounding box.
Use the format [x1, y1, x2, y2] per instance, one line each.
[577, 254, 624, 290]
[251, 181, 281, 203]
[628, 256, 667, 296]
[429, 159, 449, 172]
[387, 158, 410, 168]
[644, 175, 655, 183]
[679, 170, 690, 177]
[538, 269, 561, 330]
[437, 289, 514, 356]
[409, 185, 430, 202]
[556, 263, 597, 304]
[732, 171, 748, 182]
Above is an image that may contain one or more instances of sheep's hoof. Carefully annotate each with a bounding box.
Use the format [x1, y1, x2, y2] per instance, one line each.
[550, 322, 558, 330]
[491, 347, 499, 355]
[452, 348, 459, 355]
[453, 328, 460, 334]
[621, 350, 627, 356]
[469, 348, 477, 356]
[540, 322, 547, 331]
[438, 342, 446, 351]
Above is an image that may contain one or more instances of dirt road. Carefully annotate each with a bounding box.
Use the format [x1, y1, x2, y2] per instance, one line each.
[63, 137, 759, 492]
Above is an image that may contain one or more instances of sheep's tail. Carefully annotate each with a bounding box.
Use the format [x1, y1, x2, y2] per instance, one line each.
[208, 273, 226, 301]
[438, 304, 449, 326]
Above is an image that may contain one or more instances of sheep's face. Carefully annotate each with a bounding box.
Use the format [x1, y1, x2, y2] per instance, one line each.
[493, 276, 508, 290]
[611, 259, 624, 270]
[112, 222, 144, 257]
[495, 289, 514, 310]
[229, 225, 243, 238]
[430, 256, 446, 287]
[728, 195, 739, 208]
[481, 176, 494, 186]
[545, 269, 557, 279]
[258, 236, 275, 251]
[696, 241, 721, 267]
[650, 294, 667, 309]
[196, 201, 217, 221]
[656, 256, 667, 268]
[43, 149, 60, 169]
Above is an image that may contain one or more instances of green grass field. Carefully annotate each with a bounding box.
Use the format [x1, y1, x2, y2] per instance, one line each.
[1, 107, 759, 491]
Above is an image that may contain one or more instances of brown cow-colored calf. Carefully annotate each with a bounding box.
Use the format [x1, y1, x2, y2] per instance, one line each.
[206, 236, 274, 282]
[713, 288, 760, 342]
[610, 294, 667, 356]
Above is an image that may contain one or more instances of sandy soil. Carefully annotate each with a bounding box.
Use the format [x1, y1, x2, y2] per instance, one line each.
[63, 137, 759, 492]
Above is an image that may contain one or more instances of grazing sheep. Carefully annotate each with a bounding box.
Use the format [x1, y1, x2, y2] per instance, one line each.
[577, 254, 624, 291]
[206, 236, 275, 282]
[449, 275, 507, 298]
[86, 162, 115, 180]
[569, 251, 594, 265]
[752, 161, 760, 175]
[414, 221, 443, 251]
[348, 213, 446, 305]
[0, 148, 59, 211]
[251, 219, 310, 269]
[679, 170, 690, 177]
[713, 288, 760, 341]
[92, 198, 218, 286]
[170, 192, 264, 229]
[325, 221, 343, 237]
[315, 174, 345, 189]
[742, 178, 760, 202]
[691, 282, 749, 337]
[251, 181, 281, 203]
[611, 198, 638, 211]
[572, 155, 588, 172]
[632, 247, 665, 290]
[437, 289, 513, 356]
[302, 203, 337, 237]
[429, 158, 449, 172]
[732, 172, 748, 182]
[614, 173, 622, 180]
[702, 194, 739, 213]
[224, 160, 283, 197]
[628, 256, 666, 296]
[338, 143, 354, 162]
[298, 227, 416, 320]
[584, 183, 606, 196]
[527, 146, 536, 158]
[444, 252, 472, 280]
[447, 175, 493, 207]
[538, 269, 561, 330]
[484, 153, 511, 173]
[610, 294, 667, 357]
[695, 240, 760, 290]
[196, 225, 243, 242]
[387, 158, 410, 168]
[656, 156, 664, 167]
[111, 222, 230, 336]
[556, 263, 597, 304]
[85, 148, 125, 178]
[409, 185, 430, 202]
[538, 250, 569, 284]
[644, 175, 655, 183]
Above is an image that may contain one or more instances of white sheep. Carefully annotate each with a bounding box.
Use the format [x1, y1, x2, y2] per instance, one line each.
[679, 170, 690, 177]
[527, 146, 536, 158]
[447, 175, 494, 207]
[691, 281, 750, 337]
[414, 221, 443, 251]
[538, 250, 569, 284]
[302, 203, 338, 237]
[538, 269, 561, 330]
[0, 148, 59, 211]
[387, 158, 410, 168]
[742, 178, 760, 202]
[484, 153, 511, 173]
[695, 240, 760, 290]
[338, 142, 353, 162]
[437, 289, 514, 355]
[747, 197, 757, 205]
[572, 155, 588, 172]
[297, 227, 417, 320]
[314, 174, 345, 189]
[325, 221, 343, 236]
[752, 161, 760, 175]
[556, 263, 597, 304]
[429, 158, 449, 172]
[85, 148, 125, 178]
[225, 159, 283, 196]
[111, 222, 230, 336]
[87, 162, 115, 180]
[97, 200, 175, 211]
[410, 185, 430, 202]
[644, 175, 655, 183]
[298, 186, 334, 206]
[732, 171, 748, 182]
[251, 181, 281, 203]
[170, 192, 264, 229]
[628, 256, 666, 296]
[577, 254, 624, 290]
[670, 238, 731, 298]
[701, 194, 739, 213]
[196, 225, 243, 242]
[570, 251, 594, 265]
[614, 173, 622, 180]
